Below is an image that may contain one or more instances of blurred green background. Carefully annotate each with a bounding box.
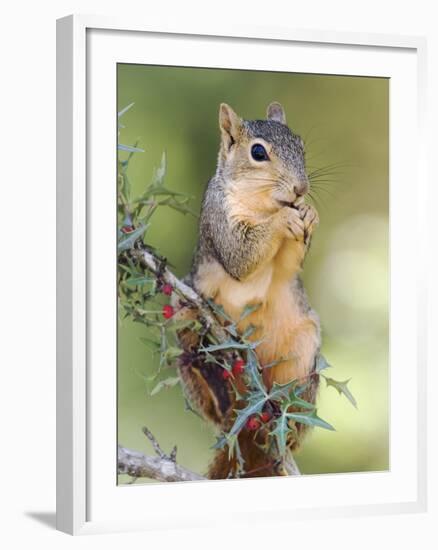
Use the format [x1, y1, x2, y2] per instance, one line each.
[117, 64, 389, 483]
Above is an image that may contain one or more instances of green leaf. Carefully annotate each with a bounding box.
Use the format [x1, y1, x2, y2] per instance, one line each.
[270, 414, 289, 456]
[206, 300, 235, 323]
[315, 354, 331, 373]
[150, 376, 180, 396]
[166, 319, 202, 333]
[286, 410, 335, 431]
[324, 376, 358, 409]
[139, 336, 161, 351]
[245, 349, 268, 397]
[134, 369, 160, 384]
[163, 347, 183, 362]
[222, 389, 269, 444]
[239, 302, 262, 321]
[212, 434, 228, 450]
[119, 171, 132, 203]
[199, 340, 260, 353]
[212, 355, 271, 455]
[262, 354, 295, 369]
[241, 324, 257, 339]
[165, 199, 198, 217]
[118, 263, 138, 277]
[287, 393, 316, 411]
[118, 102, 135, 118]
[270, 413, 297, 457]
[124, 276, 154, 287]
[118, 143, 144, 153]
[117, 225, 148, 251]
[151, 151, 166, 187]
[269, 379, 297, 401]
[144, 188, 187, 198]
[224, 323, 238, 338]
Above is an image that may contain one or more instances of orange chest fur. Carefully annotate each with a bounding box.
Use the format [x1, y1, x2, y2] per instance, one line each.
[196, 238, 310, 385]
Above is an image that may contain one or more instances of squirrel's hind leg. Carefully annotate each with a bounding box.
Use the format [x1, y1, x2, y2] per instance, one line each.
[172, 303, 234, 426]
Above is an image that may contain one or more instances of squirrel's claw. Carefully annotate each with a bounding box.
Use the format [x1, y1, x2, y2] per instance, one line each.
[300, 204, 319, 231]
[298, 204, 319, 245]
[284, 208, 305, 241]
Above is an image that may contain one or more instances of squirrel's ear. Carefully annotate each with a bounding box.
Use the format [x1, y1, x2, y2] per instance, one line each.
[219, 103, 242, 149]
[266, 102, 286, 124]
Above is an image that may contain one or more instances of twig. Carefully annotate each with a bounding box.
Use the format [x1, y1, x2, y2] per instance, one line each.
[142, 426, 168, 459]
[133, 247, 229, 343]
[118, 445, 205, 482]
[284, 452, 301, 476]
[118, 427, 205, 482]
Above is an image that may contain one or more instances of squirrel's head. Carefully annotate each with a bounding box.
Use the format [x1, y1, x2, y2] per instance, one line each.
[217, 102, 309, 215]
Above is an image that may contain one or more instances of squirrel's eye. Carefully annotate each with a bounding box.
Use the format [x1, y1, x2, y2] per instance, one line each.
[251, 143, 269, 162]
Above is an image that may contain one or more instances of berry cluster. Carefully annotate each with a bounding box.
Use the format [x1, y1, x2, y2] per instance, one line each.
[246, 411, 272, 431]
[160, 284, 175, 319]
[120, 224, 135, 234]
[222, 358, 246, 380]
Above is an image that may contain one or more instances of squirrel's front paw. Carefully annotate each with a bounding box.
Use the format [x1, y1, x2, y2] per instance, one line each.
[281, 207, 305, 241]
[298, 204, 319, 243]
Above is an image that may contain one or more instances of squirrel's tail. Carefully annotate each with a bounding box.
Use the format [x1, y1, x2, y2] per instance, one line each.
[207, 430, 283, 479]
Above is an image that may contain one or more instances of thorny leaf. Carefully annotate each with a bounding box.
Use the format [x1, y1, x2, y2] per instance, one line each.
[165, 319, 202, 333]
[286, 410, 335, 431]
[323, 376, 357, 409]
[163, 347, 184, 362]
[239, 302, 262, 322]
[199, 340, 262, 353]
[315, 354, 331, 373]
[118, 225, 148, 251]
[206, 300, 235, 324]
[124, 276, 154, 287]
[271, 413, 295, 457]
[118, 143, 145, 153]
[150, 376, 181, 396]
[152, 151, 166, 186]
[118, 102, 135, 119]
[139, 336, 161, 351]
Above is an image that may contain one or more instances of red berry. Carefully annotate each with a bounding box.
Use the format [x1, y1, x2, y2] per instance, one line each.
[162, 283, 173, 296]
[246, 416, 261, 431]
[232, 359, 245, 376]
[222, 369, 232, 380]
[121, 225, 135, 234]
[162, 304, 174, 319]
[260, 411, 272, 423]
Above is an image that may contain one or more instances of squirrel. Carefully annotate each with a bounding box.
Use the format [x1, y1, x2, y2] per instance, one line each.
[173, 102, 321, 479]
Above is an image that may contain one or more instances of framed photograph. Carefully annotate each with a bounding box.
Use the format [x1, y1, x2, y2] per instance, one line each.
[56, 15, 427, 535]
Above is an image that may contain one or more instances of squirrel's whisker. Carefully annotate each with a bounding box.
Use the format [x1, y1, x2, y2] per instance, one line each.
[309, 185, 338, 200]
[307, 162, 350, 179]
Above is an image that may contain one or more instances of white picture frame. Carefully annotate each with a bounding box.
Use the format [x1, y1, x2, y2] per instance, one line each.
[56, 14, 428, 535]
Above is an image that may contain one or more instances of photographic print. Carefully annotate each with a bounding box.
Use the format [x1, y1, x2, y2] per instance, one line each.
[117, 64, 389, 484]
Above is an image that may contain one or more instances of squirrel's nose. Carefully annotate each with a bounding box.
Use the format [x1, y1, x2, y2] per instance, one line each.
[294, 179, 309, 197]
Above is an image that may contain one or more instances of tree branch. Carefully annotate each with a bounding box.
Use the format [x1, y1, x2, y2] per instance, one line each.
[133, 247, 229, 343]
[118, 445, 205, 482]
[284, 453, 302, 476]
[118, 427, 205, 482]
[118, 428, 301, 483]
